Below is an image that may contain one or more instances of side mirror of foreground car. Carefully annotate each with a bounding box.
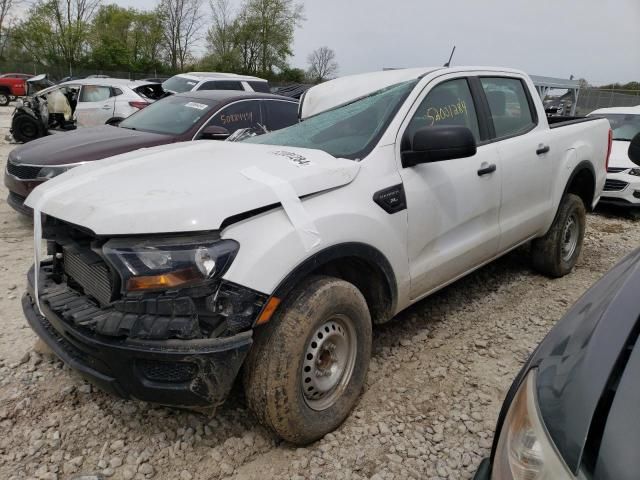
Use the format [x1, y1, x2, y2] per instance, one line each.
[401, 125, 477, 168]
[200, 125, 231, 140]
[629, 132, 640, 166]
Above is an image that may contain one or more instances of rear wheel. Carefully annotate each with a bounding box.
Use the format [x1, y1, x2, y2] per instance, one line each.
[243, 276, 372, 445]
[12, 114, 44, 143]
[0, 92, 10, 106]
[531, 193, 586, 277]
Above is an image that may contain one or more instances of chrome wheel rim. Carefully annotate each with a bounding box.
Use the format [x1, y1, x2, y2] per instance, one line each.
[0, 94, 7, 104]
[561, 213, 579, 261]
[301, 314, 357, 411]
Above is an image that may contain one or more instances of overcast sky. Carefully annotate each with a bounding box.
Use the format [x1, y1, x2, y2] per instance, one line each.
[112, 0, 639, 85]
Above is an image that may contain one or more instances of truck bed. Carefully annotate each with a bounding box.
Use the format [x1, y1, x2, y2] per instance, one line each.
[547, 115, 600, 129]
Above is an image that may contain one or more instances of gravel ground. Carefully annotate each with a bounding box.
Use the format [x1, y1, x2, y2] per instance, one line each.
[0, 105, 639, 480]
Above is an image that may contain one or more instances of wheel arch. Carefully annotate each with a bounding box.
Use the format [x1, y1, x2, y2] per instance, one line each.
[269, 242, 398, 325]
[563, 160, 596, 211]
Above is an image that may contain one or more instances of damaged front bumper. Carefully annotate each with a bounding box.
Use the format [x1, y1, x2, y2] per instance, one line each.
[24, 265, 253, 407]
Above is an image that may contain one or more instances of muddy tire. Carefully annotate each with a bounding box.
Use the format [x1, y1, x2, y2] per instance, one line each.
[0, 92, 9, 106]
[531, 193, 586, 277]
[12, 114, 43, 143]
[243, 276, 372, 445]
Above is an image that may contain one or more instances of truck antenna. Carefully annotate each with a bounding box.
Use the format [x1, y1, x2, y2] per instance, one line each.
[444, 46, 456, 67]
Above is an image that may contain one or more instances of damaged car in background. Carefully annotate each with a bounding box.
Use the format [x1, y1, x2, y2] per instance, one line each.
[10, 76, 165, 143]
[4, 91, 298, 215]
[22, 66, 610, 445]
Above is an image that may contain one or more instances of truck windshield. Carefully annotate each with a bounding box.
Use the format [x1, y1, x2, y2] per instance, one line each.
[162, 75, 198, 93]
[119, 96, 217, 135]
[246, 80, 418, 160]
[595, 113, 640, 141]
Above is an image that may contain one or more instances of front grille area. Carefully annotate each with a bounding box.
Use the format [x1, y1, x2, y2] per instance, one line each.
[604, 179, 629, 192]
[137, 359, 197, 383]
[63, 246, 115, 306]
[607, 167, 628, 174]
[6, 161, 41, 179]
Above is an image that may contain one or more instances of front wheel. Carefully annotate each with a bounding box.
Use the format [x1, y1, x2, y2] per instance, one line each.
[12, 114, 44, 143]
[531, 193, 586, 277]
[243, 276, 372, 445]
[0, 92, 10, 106]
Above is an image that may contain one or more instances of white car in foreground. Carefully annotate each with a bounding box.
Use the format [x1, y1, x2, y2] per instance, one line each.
[589, 106, 640, 209]
[24, 66, 611, 445]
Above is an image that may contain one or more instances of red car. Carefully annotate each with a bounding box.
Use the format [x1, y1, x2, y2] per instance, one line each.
[0, 73, 33, 105]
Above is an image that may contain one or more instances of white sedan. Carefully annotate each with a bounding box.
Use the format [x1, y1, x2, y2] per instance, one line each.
[589, 106, 640, 209]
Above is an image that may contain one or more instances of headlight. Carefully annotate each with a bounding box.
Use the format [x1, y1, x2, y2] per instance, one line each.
[492, 370, 572, 479]
[37, 165, 75, 179]
[103, 235, 239, 292]
[629, 168, 640, 177]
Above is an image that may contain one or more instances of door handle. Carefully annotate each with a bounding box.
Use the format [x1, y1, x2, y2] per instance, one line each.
[102, 104, 111, 110]
[536, 145, 550, 155]
[477, 164, 497, 176]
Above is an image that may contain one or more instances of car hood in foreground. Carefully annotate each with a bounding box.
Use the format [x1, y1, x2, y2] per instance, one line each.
[25, 141, 360, 235]
[9, 126, 174, 166]
[531, 248, 640, 475]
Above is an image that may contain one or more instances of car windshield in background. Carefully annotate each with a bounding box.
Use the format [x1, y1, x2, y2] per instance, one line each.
[119, 96, 217, 135]
[246, 80, 418, 160]
[596, 113, 640, 141]
[162, 76, 198, 93]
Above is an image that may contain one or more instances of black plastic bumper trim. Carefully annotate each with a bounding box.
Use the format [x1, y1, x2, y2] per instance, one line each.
[24, 266, 253, 407]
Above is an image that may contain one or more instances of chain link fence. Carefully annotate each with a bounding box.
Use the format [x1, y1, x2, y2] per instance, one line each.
[0, 61, 173, 81]
[575, 88, 640, 115]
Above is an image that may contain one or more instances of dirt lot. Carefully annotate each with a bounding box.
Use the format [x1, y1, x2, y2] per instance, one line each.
[0, 105, 639, 480]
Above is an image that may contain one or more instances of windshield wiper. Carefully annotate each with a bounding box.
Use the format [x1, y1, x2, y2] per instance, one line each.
[613, 138, 632, 141]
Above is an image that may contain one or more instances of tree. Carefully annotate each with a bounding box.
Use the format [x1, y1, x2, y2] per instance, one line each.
[206, 0, 236, 68]
[0, 0, 19, 59]
[13, 0, 100, 74]
[307, 46, 337, 82]
[243, 0, 304, 76]
[158, 0, 203, 71]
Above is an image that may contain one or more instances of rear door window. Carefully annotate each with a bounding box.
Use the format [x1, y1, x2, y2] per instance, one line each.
[198, 81, 244, 91]
[249, 81, 270, 93]
[480, 77, 536, 138]
[79, 85, 112, 102]
[207, 101, 262, 131]
[263, 100, 298, 131]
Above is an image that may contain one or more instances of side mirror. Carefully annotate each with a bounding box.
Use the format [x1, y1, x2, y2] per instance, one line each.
[200, 125, 230, 140]
[402, 126, 477, 168]
[629, 132, 640, 166]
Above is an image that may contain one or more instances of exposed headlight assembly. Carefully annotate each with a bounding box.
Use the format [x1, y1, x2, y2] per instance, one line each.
[492, 370, 572, 480]
[103, 235, 239, 292]
[629, 168, 640, 177]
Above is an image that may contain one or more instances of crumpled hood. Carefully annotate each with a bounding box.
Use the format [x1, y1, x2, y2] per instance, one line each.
[608, 140, 635, 169]
[9, 125, 173, 166]
[25, 141, 360, 235]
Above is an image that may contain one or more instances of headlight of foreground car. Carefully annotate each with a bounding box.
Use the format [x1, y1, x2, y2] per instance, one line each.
[38, 165, 75, 179]
[103, 235, 239, 292]
[492, 370, 572, 480]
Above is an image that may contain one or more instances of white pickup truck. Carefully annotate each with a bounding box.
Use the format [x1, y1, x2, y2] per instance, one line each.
[23, 66, 611, 445]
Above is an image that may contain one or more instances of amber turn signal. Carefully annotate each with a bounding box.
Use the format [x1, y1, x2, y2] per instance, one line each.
[126, 268, 201, 291]
[256, 297, 281, 325]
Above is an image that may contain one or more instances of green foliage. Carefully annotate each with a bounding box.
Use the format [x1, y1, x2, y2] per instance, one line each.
[206, 0, 304, 78]
[597, 81, 640, 91]
[5, 0, 307, 79]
